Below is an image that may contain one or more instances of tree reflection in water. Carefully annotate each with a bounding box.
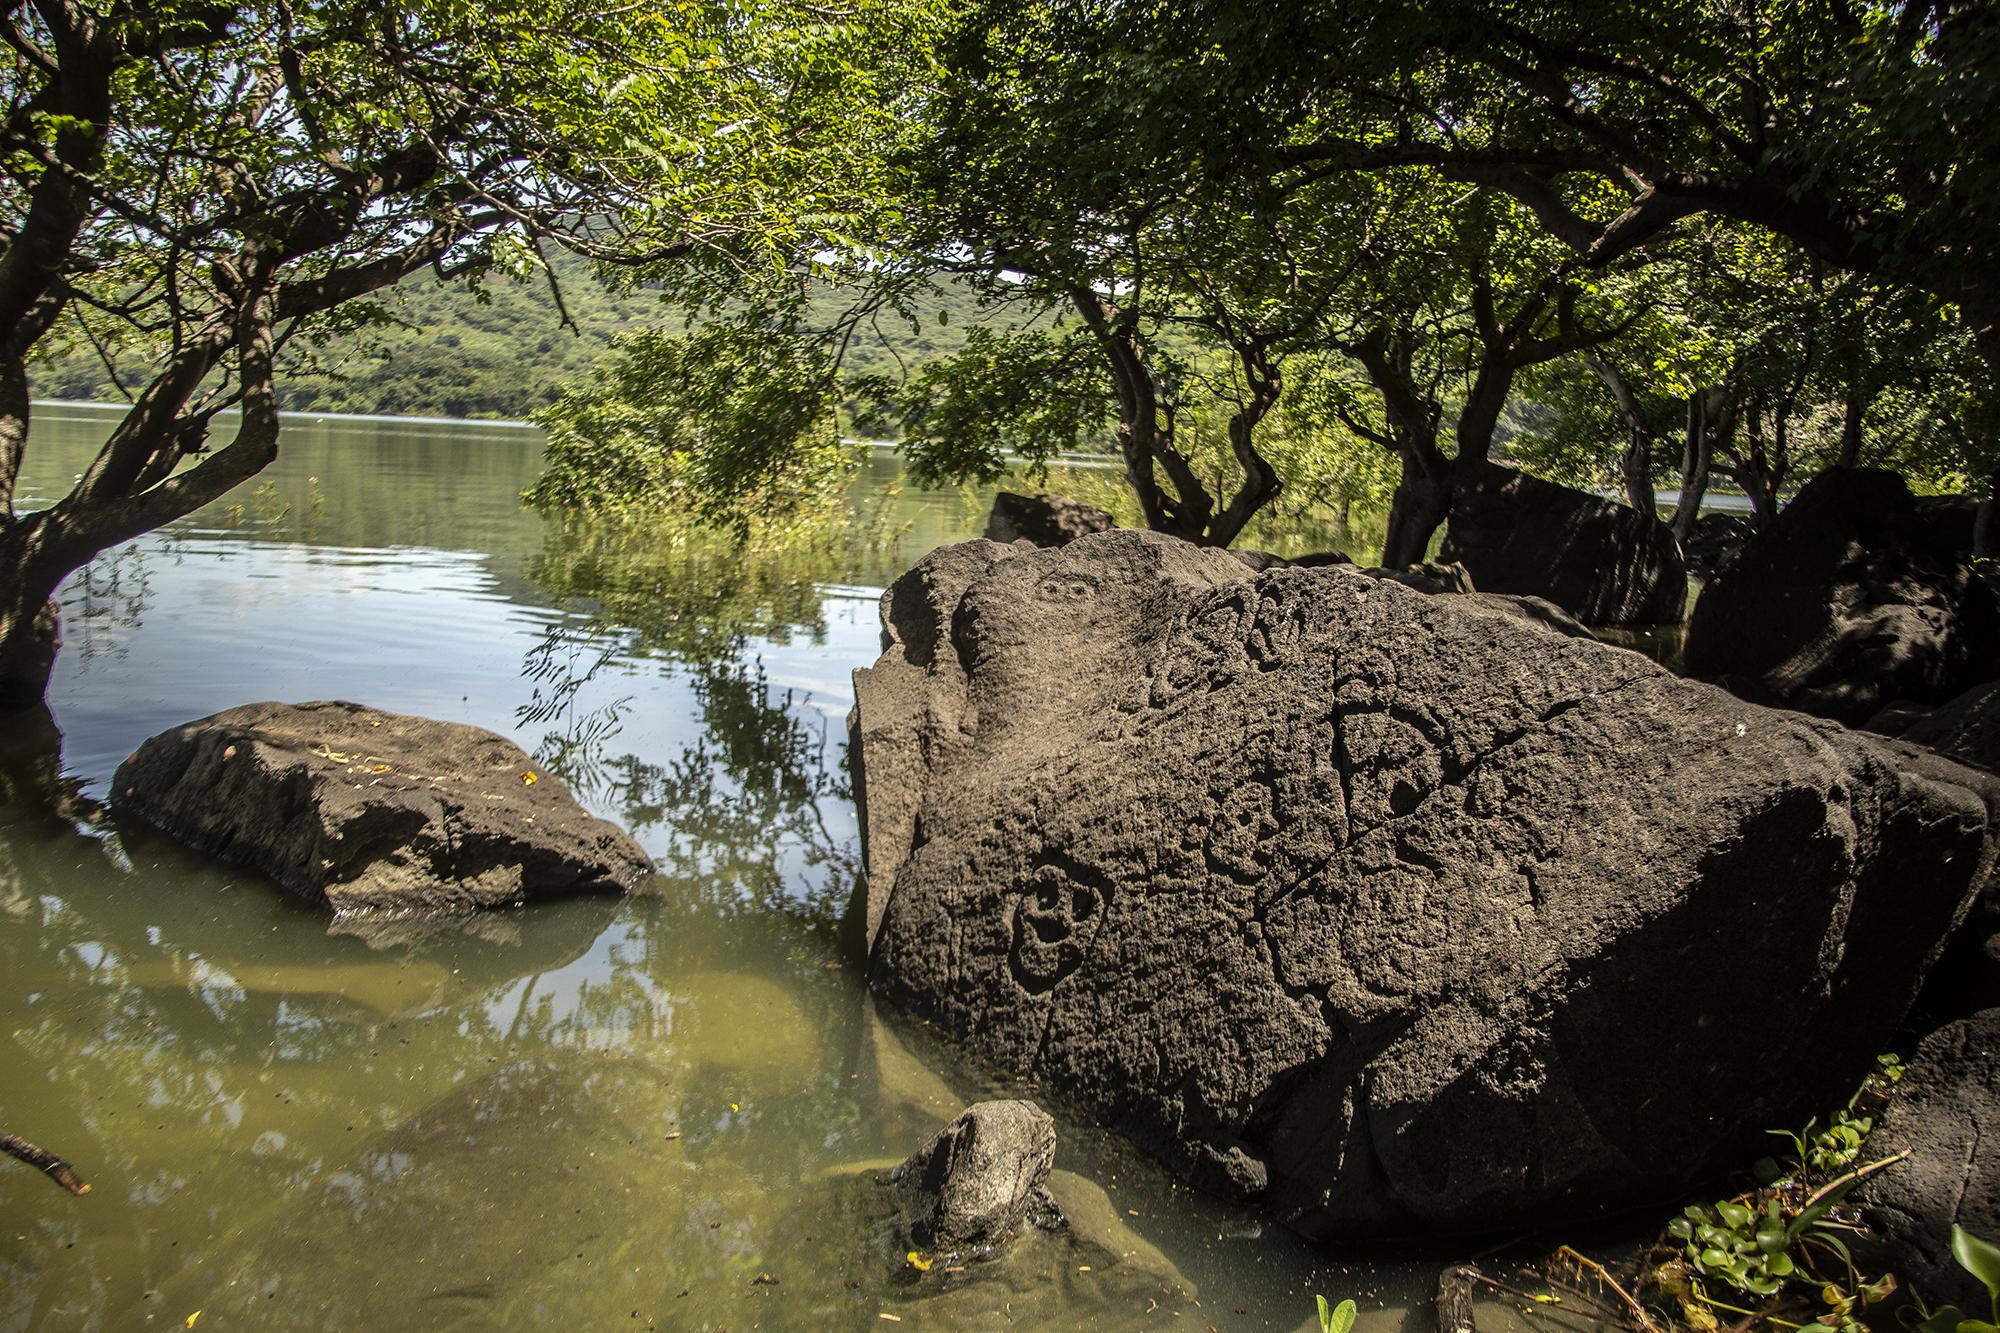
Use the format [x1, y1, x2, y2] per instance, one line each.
[522, 513, 865, 923]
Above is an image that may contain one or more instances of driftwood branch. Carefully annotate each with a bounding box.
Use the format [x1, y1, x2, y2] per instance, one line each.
[1437, 1265, 1480, 1333]
[1, 1131, 91, 1195]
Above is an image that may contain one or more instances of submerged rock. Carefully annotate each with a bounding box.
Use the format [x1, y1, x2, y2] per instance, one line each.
[986, 492, 1117, 548]
[1440, 462, 1687, 626]
[853, 529, 2000, 1240]
[1684, 469, 2000, 724]
[114, 700, 653, 914]
[894, 1101, 1059, 1250]
[1858, 1009, 2000, 1314]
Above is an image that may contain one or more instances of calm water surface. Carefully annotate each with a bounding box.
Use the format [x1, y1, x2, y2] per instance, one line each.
[0, 406, 1563, 1331]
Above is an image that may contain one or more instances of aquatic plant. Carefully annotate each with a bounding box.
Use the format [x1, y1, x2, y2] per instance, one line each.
[1315, 1294, 1357, 1333]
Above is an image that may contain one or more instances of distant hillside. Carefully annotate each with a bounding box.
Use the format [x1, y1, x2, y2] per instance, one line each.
[29, 259, 999, 422]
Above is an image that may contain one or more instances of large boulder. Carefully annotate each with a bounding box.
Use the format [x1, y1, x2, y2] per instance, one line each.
[114, 700, 653, 913]
[892, 1100, 1059, 1249]
[1857, 1010, 2000, 1315]
[985, 492, 1117, 548]
[1682, 512, 1753, 582]
[1683, 469, 2000, 724]
[852, 529, 1999, 1241]
[1899, 681, 2000, 776]
[1440, 462, 1687, 626]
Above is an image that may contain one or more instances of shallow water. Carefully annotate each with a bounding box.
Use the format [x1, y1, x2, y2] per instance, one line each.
[0, 405, 1574, 1331]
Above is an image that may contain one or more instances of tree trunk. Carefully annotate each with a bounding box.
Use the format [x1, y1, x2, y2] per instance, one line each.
[1382, 454, 1451, 568]
[1584, 350, 1655, 513]
[1671, 390, 1713, 547]
[1836, 385, 1868, 469]
[0, 597, 62, 712]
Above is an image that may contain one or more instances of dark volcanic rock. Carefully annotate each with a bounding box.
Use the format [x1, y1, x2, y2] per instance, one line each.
[893, 1101, 1059, 1249]
[1683, 469, 2000, 724]
[985, 492, 1117, 548]
[114, 700, 653, 913]
[1899, 682, 2000, 775]
[1682, 512, 1753, 582]
[1440, 462, 1687, 625]
[853, 529, 1999, 1240]
[1858, 1010, 2000, 1314]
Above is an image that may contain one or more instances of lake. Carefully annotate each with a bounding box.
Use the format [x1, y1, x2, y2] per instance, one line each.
[0, 406, 1570, 1331]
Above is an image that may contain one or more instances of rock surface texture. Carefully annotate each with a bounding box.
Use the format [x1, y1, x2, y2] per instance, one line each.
[892, 1101, 1059, 1249]
[1440, 462, 1687, 625]
[1858, 1009, 2000, 1314]
[1899, 682, 2000, 776]
[1684, 469, 2000, 724]
[852, 530, 2000, 1240]
[115, 701, 653, 913]
[985, 492, 1117, 548]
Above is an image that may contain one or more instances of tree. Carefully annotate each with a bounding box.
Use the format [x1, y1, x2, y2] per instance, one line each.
[0, 0, 894, 706]
[1254, 0, 2000, 545]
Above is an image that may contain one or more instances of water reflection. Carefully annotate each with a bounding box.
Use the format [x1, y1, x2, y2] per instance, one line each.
[2, 409, 1399, 1331]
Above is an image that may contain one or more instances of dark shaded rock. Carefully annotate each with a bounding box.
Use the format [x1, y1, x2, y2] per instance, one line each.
[1682, 512, 1753, 582]
[855, 529, 2000, 1240]
[1684, 469, 2000, 725]
[1914, 493, 1981, 560]
[113, 700, 653, 913]
[892, 1100, 1058, 1249]
[1230, 550, 1354, 572]
[985, 492, 1117, 548]
[1441, 462, 1687, 625]
[1348, 562, 1593, 640]
[1361, 560, 1476, 595]
[1857, 1010, 2000, 1314]
[1899, 682, 2000, 776]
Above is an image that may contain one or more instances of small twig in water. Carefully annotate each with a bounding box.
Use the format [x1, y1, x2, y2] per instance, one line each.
[1555, 1246, 1660, 1333]
[1, 1131, 91, 1195]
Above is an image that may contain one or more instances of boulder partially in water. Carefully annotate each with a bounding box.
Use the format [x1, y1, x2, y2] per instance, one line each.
[986, 492, 1117, 548]
[1684, 469, 2000, 724]
[1440, 462, 1687, 626]
[893, 1100, 1059, 1250]
[854, 529, 2000, 1240]
[114, 700, 653, 914]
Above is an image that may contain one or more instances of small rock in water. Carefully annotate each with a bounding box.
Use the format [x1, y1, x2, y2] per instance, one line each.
[892, 1101, 1058, 1250]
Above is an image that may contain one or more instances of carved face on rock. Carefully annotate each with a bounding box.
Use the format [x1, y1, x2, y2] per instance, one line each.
[858, 529, 1998, 1241]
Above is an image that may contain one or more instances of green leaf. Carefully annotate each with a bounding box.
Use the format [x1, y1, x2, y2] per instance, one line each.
[1952, 1226, 2000, 1301]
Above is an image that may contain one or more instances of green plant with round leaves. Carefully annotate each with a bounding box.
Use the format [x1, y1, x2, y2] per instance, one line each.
[1316, 1295, 1358, 1333]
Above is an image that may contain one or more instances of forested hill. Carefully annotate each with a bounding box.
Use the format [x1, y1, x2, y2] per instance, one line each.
[28, 260, 992, 422]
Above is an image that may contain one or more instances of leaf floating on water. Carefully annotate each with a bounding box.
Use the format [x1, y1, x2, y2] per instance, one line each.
[905, 1251, 932, 1272]
[185, 1314, 200, 1329]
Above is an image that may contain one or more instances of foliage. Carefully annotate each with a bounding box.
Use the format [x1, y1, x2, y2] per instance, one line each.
[1643, 1058, 1908, 1332]
[0, 0, 923, 693]
[525, 325, 860, 533]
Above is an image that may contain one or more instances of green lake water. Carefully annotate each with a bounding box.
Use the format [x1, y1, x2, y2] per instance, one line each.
[0, 405, 1578, 1331]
